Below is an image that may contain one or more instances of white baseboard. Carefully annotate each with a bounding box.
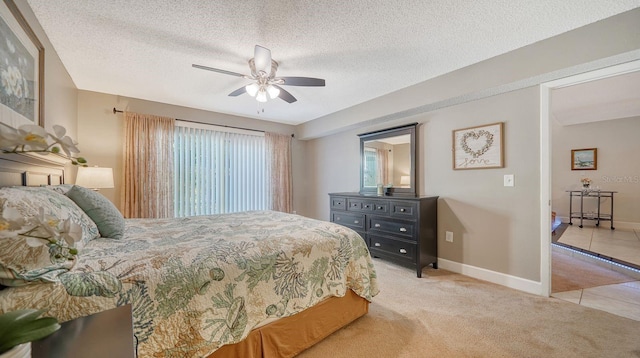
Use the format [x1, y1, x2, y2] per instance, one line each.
[437, 258, 543, 296]
[558, 216, 640, 231]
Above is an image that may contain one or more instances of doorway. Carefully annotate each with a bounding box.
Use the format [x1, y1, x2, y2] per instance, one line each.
[539, 60, 640, 319]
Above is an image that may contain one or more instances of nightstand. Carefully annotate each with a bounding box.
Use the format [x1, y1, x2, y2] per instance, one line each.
[32, 305, 136, 358]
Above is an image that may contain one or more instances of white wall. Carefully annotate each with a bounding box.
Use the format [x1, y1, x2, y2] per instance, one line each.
[552, 116, 640, 227]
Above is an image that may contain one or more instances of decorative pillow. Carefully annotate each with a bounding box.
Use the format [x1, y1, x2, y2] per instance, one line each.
[0, 186, 100, 286]
[66, 185, 125, 239]
[45, 184, 74, 196]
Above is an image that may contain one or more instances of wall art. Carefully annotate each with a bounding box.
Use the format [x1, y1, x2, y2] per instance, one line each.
[453, 122, 504, 170]
[0, 0, 44, 129]
[571, 148, 597, 170]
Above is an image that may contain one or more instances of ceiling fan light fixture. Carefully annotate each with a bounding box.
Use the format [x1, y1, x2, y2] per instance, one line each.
[256, 89, 268, 103]
[266, 85, 280, 99]
[246, 83, 259, 97]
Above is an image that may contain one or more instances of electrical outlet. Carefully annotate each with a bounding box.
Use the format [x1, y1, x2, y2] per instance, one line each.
[445, 231, 453, 243]
[504, 174, 514, 187]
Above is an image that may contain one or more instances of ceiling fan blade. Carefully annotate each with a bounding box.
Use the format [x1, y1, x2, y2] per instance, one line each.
[192, 64, 245, 78]
[273, 85, 297, 103]
[279, 77, 325, 87]
[228, 86, 247, 97]
[253, 45, 272, 74]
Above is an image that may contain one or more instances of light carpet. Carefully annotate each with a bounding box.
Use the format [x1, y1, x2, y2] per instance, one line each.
[298, 259, 640, 358]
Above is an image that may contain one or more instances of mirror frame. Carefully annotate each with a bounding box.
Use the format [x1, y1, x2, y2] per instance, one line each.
[358, 123, 417, 197]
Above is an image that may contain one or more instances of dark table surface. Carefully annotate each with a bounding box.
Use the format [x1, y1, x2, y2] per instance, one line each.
[32, 304, 135, 358]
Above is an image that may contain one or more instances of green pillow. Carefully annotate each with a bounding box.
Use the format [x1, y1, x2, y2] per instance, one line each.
[66, 185, 125, 239]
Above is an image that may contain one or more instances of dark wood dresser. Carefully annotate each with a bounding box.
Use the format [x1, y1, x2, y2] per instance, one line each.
[329, 193, 438, 277]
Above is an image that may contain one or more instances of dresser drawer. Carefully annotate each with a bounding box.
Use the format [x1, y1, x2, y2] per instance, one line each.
[332, 212, 365, 230]
[369, 235, 416, 262]
[368, 216, 416, 238]
[347, 198, 375, 212]
[390, 201, 417, 218]
[331, 197, 347, 210]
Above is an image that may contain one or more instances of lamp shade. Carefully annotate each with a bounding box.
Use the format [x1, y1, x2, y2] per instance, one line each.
[76, 166, 114, 190]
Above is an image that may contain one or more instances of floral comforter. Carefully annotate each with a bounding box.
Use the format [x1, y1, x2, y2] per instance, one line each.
[0, 211, 379, 357]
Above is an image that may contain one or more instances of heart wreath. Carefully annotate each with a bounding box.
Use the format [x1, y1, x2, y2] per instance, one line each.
[460, 130, 494, 158]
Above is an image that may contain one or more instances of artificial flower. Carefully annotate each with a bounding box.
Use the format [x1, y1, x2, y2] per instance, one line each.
[0, 124, 88, 166]
[0, 207, 80, 260]
[59, 219, 82, 247]
[0, 207, 27, 238]
[51, 125, 80, 158]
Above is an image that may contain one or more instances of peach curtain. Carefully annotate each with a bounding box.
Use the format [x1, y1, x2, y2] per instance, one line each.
[265, 132, 292, 213]
[122, 112, 175, 218]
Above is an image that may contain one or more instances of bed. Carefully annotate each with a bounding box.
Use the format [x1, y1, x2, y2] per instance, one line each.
[0, 154, 379, 357]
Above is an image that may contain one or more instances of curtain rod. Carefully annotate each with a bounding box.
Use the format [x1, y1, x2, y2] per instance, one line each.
[113, 107, 294, 137]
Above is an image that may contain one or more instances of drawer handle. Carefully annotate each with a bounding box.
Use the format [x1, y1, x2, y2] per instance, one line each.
[336, 217, 341, 221]
[337, 202, 342, 205]
[374, 243, 381, 247]
[400, 208, 406, 212]
[364, 205, 369, 208]
[377, 206, 383, 210]
[399, 248, 407, 254]
[400, 228, 407, 232]
[354, 220, 359, 224]
[374, 223, 381, 228]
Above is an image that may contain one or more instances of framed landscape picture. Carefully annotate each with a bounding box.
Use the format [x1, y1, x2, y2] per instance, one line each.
[0, 0, 44, 129]
[452, 122, 504, 170]
[571, 148, 597, 170]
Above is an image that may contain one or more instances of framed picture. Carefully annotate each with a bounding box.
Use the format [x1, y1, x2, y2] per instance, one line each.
[453, 122, 504, 170]
[571, 148, 597, 170]
[0, 0, 44, 129]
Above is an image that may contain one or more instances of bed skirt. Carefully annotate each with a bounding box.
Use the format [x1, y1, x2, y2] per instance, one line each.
[207, 289, 369, 358]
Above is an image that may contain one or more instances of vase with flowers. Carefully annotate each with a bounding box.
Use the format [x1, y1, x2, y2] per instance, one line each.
[581, 177, 592, 189]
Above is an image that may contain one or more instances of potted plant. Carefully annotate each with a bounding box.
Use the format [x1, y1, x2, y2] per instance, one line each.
[0, 309, 60, 357]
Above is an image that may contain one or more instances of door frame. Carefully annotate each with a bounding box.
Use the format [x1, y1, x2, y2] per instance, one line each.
[538, 60, 640, 296]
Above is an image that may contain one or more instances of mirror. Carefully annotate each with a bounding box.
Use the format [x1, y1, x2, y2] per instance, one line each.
[359, 123, 417, 196]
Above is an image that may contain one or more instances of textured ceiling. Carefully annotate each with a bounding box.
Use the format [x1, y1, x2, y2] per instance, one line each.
[552, 71, 640, 126]
[26, 0, 640, 125]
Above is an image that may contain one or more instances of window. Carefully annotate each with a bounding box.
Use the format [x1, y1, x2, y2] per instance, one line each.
[173, 123, 266, 217]
[363, 148, 378, 187]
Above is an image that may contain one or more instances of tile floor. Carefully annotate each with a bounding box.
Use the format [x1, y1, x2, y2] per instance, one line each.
[552, 226, 640, 321]
[556, 225, 640, 267]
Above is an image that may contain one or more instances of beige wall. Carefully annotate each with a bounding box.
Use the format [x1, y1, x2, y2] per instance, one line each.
[76, 90, 307, 214]
[552, 116, 640, 226]
[393, 143, 410, 184]
[307, 89, 541, 280]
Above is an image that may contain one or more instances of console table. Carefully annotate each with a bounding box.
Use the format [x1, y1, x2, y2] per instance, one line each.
[32, 305, 136, 358]
[567, 190, 617, 230]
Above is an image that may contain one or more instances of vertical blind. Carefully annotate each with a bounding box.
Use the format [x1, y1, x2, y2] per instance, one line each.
[174, 125, 267, 217]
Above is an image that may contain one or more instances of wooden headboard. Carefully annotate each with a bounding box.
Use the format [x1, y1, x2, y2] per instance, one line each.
[0, 153, 67, 187]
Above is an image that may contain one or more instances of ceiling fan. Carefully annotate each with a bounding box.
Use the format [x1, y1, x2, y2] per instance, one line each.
[192, 45, 325, 103]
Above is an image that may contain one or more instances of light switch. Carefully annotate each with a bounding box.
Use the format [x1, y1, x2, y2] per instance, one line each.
[504, 174, 514, 187]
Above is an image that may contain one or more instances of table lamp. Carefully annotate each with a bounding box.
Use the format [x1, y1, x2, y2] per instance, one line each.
[75, 166, 114, 191]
